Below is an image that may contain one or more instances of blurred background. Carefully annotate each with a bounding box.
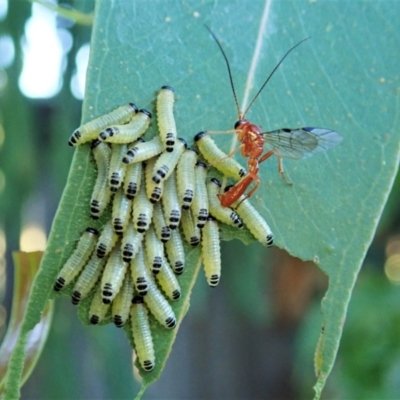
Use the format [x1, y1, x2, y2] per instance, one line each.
[1, 1, 400, 399]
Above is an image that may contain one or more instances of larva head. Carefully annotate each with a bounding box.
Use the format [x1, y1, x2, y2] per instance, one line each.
[113, 315, 124, 328]
[90, 139, 102, 149]
[165, 316, 176, 329]
[71, 291, 81, 305]
[68, 130, 81, 146]
[142, 360, 155, 372]
[139, 109, 152, 119]
[207, 215, 217, 222]
[195, 161, 207, 170]
[172, 290, 181, 300]
[210, 177, 222, 187]
[129, 102, 139, 113]
[177, 138, 187, 149]
[132, 295, 144, 305]
[53, 276, 65, 292]
[187, 147, 198, 155]
[194, 131, 206, 142]
[85, 227, 99, 236]
[161, 85, 174, 92]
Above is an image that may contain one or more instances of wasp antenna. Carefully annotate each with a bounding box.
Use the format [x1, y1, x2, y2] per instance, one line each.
[204, 24, 242, 119]
[242, 36, 311, 118]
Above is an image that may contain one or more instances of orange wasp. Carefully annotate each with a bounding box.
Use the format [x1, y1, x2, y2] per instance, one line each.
[203, 25, 343, 207]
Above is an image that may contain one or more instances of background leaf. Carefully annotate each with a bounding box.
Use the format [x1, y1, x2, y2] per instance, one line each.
[4, 1, 399, 399]
[0, 252, 52, 397]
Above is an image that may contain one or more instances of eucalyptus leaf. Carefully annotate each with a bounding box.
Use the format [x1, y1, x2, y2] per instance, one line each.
[5, 1, 400, 399]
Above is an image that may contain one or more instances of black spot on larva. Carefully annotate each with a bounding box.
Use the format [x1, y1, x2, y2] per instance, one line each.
[90, 315, 99, 324]
[266, 234, 274, 247]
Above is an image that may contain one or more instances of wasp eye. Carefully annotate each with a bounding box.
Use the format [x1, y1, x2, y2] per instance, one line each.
[234, 120, 245, 129]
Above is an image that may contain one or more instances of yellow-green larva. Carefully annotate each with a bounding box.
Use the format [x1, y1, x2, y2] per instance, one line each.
[143, 274, 176, 329]
[123, 136, 164, 164]
[123, 155, 143, 199]
[130, 245, 151, 296]
[130, 295, 155, 372]
[190, 161, 209, 228]
[71, 252, 107, 304]
[145, 156, 164, 203]
[161, 170, 181, 230]
[132, 170, 154, 233]
[181, 208, 201, 247]
[194, 131, 246, 180]
[68, 103, 138, 146]
[152, 202, 171, 243]
[201, 215, 221, 287]
[90, 140, 112, 219]
[164, 228, 185, 275]
[207, 178, 243, 228]
[112, 273, 134, 327]
[121, 222, 144, 262]
[155, 256, 181, 300]
[112, 188, 133, 235]
[54, 227, 98, 291]
[144, 224, 164, 275]
[96, 219, 119, 258]
[100, 241, 128, 304]
[99, 109, 151, 143]
[230, 190, 274, 247]
[151, 138, 186, 184]
[108, 143, 128, 192]
[157, 85, 177, 152]
[89, 284, 110, 324]
[176, 147, 197, 210]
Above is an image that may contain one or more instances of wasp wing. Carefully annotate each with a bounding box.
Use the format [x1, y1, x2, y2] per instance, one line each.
[262, 127, 343, 159]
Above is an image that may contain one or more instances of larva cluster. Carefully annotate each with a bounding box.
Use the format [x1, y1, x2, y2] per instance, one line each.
[58, 86, 273, 372]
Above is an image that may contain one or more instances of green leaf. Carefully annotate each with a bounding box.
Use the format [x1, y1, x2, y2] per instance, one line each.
[5, 1, 400, 399]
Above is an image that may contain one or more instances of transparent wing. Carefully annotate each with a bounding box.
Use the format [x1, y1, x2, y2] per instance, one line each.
[262, 127, 343, 159]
